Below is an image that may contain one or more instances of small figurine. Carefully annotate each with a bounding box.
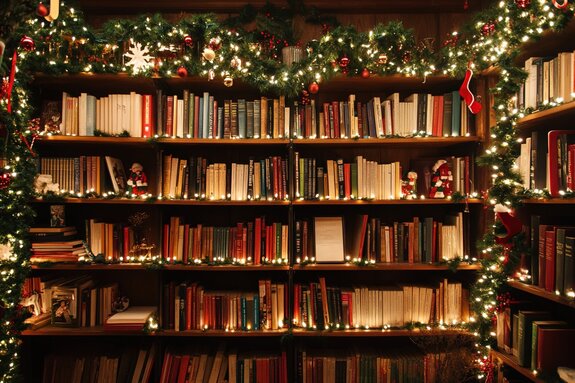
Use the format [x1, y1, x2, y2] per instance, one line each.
[401, 171, 418, 199]
[429, 159, 453, 198]
[127, 162, 148, 195]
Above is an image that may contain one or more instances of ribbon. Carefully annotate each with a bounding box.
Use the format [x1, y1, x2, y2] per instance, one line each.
[6, 51, 16, 113]
[552, 0, 569, 9]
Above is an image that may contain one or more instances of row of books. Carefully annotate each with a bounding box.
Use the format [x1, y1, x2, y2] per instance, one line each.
[52, 90, 473, 139]
[42, 345, 155, 383]
[520, 51, 575, 110]
[160, 347, 288, 383]
[29, 226, 86, 263]
[163, 218, 288, 264]
[293, 277, 469, 329]
[39, 156, 121, 195]
[529, 216, 575, 296]
[517, 130, 575, 196]
[296, 349, 452, 383]
[162, 280, 286, 331]
[161, 155, 288, 200]
[294, 154, 473, 201]
[58, 92, 154, 138]
[496, 306, 575, 374]
[295, 213, 465, 263]
[86, 219, 139, 261]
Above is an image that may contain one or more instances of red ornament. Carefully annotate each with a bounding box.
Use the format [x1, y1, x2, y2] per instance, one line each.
[183, 35, 193, 46]
[339, 56, 349, 68]
[515, 0, 530, 8]
[361, 68, 370, 79]
[481, 21, 496, 36]
[308, 81, 319, 94]
[552, 0, 569, 9]
[0, 170, 12, 190]
[300, 90, 310, 105]
[208, 37, 221, 51]
[177, 66, 188, 78]
[463, 0, 469, 10]
[19, 35, 35, 51]
[37, 2, 48, 17]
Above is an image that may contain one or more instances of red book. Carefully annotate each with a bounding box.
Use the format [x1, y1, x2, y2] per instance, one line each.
[165, 96, 174, 137]
[177, 355, 190, 383]
[123, 226, 130, 260]
[163, 224, 169, 261]
[293, 283, 300, 325]
[568, 144, 575, 190]
[254, 217, 262, 265]
[548, 130, 575, 196]
[185, 286, 192, 331]
[168, 355, 180, 383]
[160, 352, 172, 383]
[344, 163, 351, 198]
[332, 101, 340, 138]
[537, 328, 575, 371]
[545, 228, 557, 292]
[141, 94, 154, 137]
[182, 224, 190, 264]
[281, 351, 288, 383]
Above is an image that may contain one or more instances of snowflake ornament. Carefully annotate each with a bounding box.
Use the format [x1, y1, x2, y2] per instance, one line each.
[124, 42, 154, 73]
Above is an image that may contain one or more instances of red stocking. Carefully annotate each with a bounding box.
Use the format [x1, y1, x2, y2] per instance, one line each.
[495, 211, 523, 245]
[459, 68, 482, 114]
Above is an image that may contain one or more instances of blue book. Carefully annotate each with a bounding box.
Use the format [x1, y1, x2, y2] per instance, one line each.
[217, 106, 224, 139]
[238, 99, 246, 138]
[241, 296, 247, 330]
[253, 295, 260, 330]
[86, 95, 97, 136]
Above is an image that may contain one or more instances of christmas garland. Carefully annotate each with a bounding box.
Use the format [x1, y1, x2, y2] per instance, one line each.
[0, 0, 574, 381]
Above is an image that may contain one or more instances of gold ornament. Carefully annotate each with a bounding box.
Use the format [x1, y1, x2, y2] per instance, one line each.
[224, 77, 234, 87]
[208, 69, 215, 80]
[378, 54, 388, 65]
[230, 57, 241, 69]
[202, 48, 216, 62]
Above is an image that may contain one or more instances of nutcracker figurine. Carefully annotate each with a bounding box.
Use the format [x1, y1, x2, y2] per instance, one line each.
[429, 159, 453, 198]
[127, 162, 148, 195]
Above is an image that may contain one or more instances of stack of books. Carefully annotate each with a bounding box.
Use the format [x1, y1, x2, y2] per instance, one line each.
[104, 306, 156, 332]
[29, 227, 86, 263]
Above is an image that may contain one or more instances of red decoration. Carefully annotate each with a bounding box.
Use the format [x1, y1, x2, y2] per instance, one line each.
[515, 0, 531, 8]
[183, 35, 193, 46]
[494, 205, 523, 246]
[339, 56, 349, 68]
[177, 66, 188, 78]
[208, 37, 221, 51]
[429, 160, 453, 198]
[308, 81, 319, 94]
[300, 90, 310, 105]
[378, 54, 388, 65]
[459, 68, 482, 114]
[442, 34, 459, 48]
[464, 0, 469, 10]
[552, 0, 569, 9]
[37, 2, 48, 17]
[495, 292, 512, 313]
[481, 21, 496, 36]
[19, 36, 35, 51]
[402, 52, 412, 63]
[361, 68, 370, 79]
[0, 170, 12, 190]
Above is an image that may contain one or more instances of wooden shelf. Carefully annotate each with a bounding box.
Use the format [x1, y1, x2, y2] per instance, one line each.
[291, 328, 471, 337]
[36, 135, 153, 146]
[292, 198, 482, 206]
[516, 101, 575, 131]
[32, 198, 290, 206]
[30, 264, 290, 271]
[30, 263, 148, 271]
[158, 138, 289, 146]
[316, 75, 462, 94]
[507, 280, 575, 309]
[21, 326, 157, 337]
[292, 263, 480, 271]
[164, 264, 290, 271]
[490, 349, 544, 383]
[292, 136, 480, 147]
[521, 198, 575, 205]
[161, 329, 288, 337]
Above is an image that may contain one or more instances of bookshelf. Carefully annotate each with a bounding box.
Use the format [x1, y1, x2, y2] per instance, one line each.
[20, 5, 491, 383]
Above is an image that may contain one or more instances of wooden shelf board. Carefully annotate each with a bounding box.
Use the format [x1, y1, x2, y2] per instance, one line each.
[159, 138, 289, 145]
[292, 198, 482, 206]
[292, 136, 480, 147]
[164, 265, 290, 271]
[317, 75, 461, 93]
[37, 135, 152, 145]
[161, 330, 288, 337]
[517, 101, 575, 131]
[507, 280, 575, 309]
[31, 263, 148, 271]
[521, 198, 575, 205]
[32, 198, 290, 206]
[292, 263, 480, 271]
[291, 328, 471, 337]
[490, 349, 544, 383]
[21, 326, 156, 336]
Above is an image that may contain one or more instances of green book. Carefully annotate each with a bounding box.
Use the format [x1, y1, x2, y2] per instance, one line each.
[517, 311, 550, 367]
[350, 163, 358, 198]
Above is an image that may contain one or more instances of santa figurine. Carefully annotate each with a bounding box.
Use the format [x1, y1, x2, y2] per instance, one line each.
[127, 162, 148, 195]
[401, 171, 418, 199]
[429, 159, 453, 198]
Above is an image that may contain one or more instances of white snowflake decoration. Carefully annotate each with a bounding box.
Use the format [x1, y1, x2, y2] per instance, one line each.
[124, 42, 154, 73]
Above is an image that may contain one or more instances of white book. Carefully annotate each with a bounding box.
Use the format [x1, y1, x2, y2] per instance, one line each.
[105, 306, 156, 324]
[60, 92, 69, 134]
[202, 91, 210, 138]
[78, 93, 88, 136]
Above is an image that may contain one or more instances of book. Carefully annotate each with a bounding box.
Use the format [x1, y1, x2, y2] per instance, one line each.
[548, 130, 575, 196]
[104, 306, 157, 331]
[105, 156, 128, 194]
[313, 217, 345, 263]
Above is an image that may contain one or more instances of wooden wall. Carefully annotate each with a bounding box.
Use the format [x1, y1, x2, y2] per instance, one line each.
[79, 0, 495, 49]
